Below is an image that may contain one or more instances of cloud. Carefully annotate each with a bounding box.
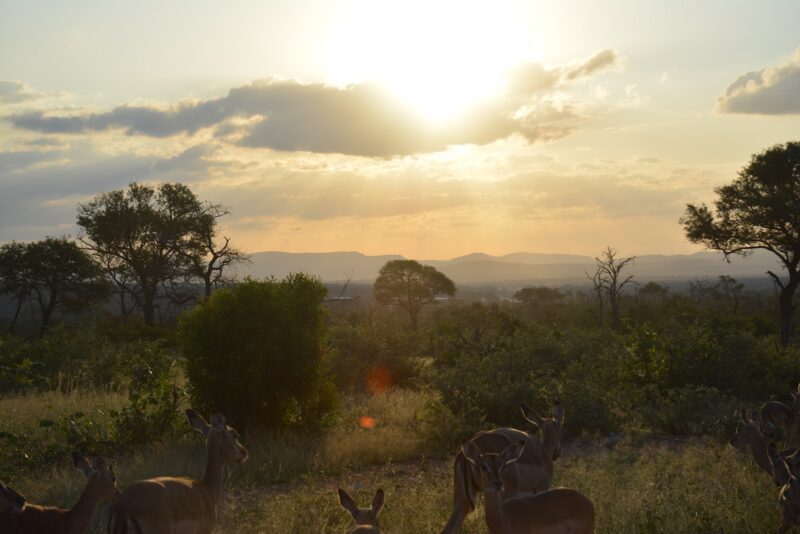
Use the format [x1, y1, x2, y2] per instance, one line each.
[717, 48, 800, 115]
[6, 50, 624, 157]
[0, 80, 57, 104]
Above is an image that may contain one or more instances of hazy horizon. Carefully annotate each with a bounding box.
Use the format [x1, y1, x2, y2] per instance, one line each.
[2, 0, 800, 258]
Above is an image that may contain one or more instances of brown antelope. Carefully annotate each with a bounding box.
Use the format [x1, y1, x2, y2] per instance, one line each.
[769, 447, 800, 534]
[337, 487, 384, 533]
[0, 482, 26, 512]
[462, 439, 594, 534]
[107, 409, 248, 534]
[730, 409, 786, 479]
[442, 402, 565, 534]
[761, 384, 800, 445]
[0, 452, 119, 533]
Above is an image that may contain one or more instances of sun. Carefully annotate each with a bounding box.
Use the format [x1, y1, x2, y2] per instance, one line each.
[328, 0, 535, 123]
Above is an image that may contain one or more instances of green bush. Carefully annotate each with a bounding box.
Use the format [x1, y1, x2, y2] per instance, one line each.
[179, 275, 338, 431]
[327, 315, 423, 394]
[0, 326, 174, 395]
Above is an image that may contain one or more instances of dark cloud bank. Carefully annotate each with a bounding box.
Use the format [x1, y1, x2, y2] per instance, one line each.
[6, 49, 623, 157]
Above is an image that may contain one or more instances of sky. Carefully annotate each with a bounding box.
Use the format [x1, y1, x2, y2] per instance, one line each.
[1, 0, 799, 259]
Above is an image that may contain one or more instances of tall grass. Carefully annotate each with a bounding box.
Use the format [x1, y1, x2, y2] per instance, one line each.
[1, 388, 785, 533]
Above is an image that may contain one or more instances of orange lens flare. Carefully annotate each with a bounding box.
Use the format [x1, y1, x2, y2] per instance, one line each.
[359, 415, 377, 429]
[366, 366, 393, 395]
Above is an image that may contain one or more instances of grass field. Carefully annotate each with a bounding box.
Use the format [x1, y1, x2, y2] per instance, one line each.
[0, 389, 784, 533]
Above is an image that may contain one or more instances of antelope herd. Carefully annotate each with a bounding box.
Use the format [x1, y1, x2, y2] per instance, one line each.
[11, 385, 800, 533]
[0, 402, 596, 533]
[730, 383, 800, 533]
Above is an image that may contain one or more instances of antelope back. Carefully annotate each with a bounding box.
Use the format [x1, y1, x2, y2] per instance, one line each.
[0, 482, 25, 512]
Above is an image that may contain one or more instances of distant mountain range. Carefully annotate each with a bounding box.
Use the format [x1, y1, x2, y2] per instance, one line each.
[242, 250, 785, 286]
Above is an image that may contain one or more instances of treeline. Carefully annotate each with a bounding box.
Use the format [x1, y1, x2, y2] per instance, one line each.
[0, 182, 248, 336]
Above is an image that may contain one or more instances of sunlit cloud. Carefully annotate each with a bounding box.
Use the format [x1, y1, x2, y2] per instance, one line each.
[5, 50, 624, 158]
[717, 48, 800, 115]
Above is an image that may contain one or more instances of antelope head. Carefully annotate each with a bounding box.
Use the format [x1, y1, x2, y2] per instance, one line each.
[729, 409, 760, 451]
[462, 439, 526, 493]
[338, 487, 384, 531]
[521, 401, 565, 460]
[73, 452, 120, 502]
[186, 409, 249, 464]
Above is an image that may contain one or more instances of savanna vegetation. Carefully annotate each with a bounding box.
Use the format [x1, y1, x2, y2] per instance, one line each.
[3, 142, 800, 532]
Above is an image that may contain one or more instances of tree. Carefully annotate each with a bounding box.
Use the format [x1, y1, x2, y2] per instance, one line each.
[0, 238, 109, 336]
[374, 259, 456, 330]
[718, 275, 745, 314]
[77, 182, 226, 326]
[513, 286, 564, 303]
[189, 204, 250, 300]
[590, 247, 636, 330]
[0, 242, 31, 334]
[681, 142, 800, 346]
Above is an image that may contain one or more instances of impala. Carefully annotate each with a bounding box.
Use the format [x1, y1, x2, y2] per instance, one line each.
[0, 452, 118, 533]
[761, 384, 800, 445]
[771, 448, 800, 534]
[462, 439, 594, 534]
[337, 487, 384, 533]
[442, 402, 565, 534]
[107, 409, 248, 534]
[729, 409, 797, 480]
[0, 481, 26, 513]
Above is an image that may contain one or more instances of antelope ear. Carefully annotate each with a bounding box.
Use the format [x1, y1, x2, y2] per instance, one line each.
[209, 413, 227, 430]
[553, 401, 565, 429]
[520, 404, 543, 428]
[338, 488, 360, 520]
[502, 440, 526, 466]
[73, 451, 94, 478]
[461, 440, 482, 466]
[186, 409, 211, 437]
[371, 488, 385, 515]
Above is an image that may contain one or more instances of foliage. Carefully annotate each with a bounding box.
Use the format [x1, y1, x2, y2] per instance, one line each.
[682, 141, 800, 345]
[0, 326, 174, 395]
[180, 275, 338, 431]
[327, 313, 424, 394]
[77, 182, 237, 325]
[0, 237, 109, 336]
[374, 259, 456, 330]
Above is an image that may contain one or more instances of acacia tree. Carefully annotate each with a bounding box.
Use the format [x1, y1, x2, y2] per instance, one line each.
[78, 182, 212, 326]
[374, 259, 456, 330]
[681, 142, 800, 346]
[0, 238, 108, 336]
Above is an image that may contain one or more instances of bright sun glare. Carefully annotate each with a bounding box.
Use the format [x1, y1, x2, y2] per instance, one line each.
[329, 0, 533, 123]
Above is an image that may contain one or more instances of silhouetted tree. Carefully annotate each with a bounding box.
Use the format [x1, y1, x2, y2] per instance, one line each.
[585, 267, 605, 327]
[374, 259, 456, 330]
[513, 286, 564, 303]
[718, 275, 745, 314]
[682, 142, 800, 346]
[592, 246, 636, 330]
[0, 238, 108, 336]
[0, 242, 31, 334]
[77, 182, 213, 326]
[190, 204, 250, 300]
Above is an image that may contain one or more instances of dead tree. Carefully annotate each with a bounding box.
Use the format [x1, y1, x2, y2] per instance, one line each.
[593, 247, 636, 330]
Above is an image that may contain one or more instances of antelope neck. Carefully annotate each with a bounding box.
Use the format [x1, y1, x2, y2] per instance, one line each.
[201, 443, 225, 505]
[65, 485, 101, 534]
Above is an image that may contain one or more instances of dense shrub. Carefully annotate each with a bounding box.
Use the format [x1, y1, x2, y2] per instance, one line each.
[180, 275, 338, 431]
[327, 314, 423, 394]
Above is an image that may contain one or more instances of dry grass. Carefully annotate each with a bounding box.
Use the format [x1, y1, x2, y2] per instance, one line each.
[1, 388, 786, 533]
